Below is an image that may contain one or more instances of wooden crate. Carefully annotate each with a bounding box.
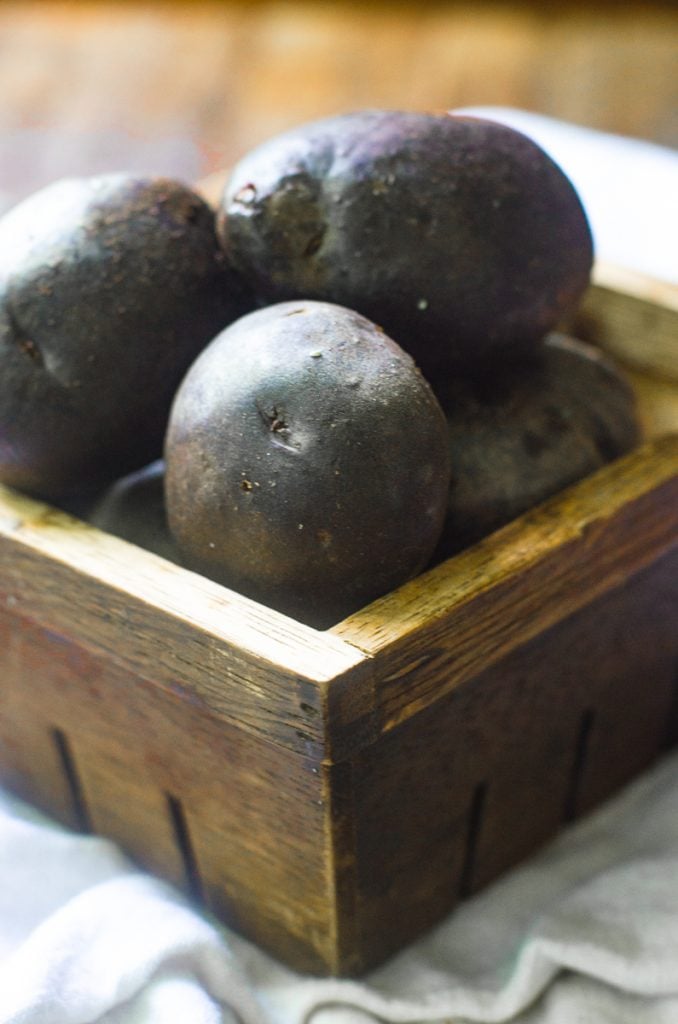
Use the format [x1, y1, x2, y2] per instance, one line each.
[0, 267, 676, 977]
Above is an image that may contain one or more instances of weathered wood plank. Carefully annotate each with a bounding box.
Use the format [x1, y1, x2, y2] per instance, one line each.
[337, 550, 677, 970]
[574, 261, 678, 381]
[332, 436, 678, 735]
[0, 605, 338, 971]
[0, 487, 371, 757]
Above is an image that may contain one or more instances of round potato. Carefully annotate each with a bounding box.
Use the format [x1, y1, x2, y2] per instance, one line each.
[218, 110, 593, 375]
[87, 460, 180, 563]
[0, 174, 252, 500]
[164, 300, 451, 626]
[433, 333, 641, 559]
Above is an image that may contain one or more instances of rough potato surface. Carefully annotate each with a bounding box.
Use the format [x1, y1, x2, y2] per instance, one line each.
[165, 300, 451, 626]
[219, 111, 593, 374]
[0, 174, 251, 499]
[434, 333, 641, 559]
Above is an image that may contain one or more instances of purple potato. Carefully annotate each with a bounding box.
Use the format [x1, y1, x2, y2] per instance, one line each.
[218, 110, 593, 376]
[0, 174, 253, 501]
[164, 300, 451, 627]
[433, 333, 641, 559]
[87, 460, 181, 563]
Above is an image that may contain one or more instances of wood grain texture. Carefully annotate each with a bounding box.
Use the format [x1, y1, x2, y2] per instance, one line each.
[626, 367, 678, 439]
[0, 487, 371, 758]
[573, 262, 678, 382]
[0, 0, 675, 194]
[335, 550, 677, 967]
[0, 604, 340, 971]
[332, 435, 678, 734]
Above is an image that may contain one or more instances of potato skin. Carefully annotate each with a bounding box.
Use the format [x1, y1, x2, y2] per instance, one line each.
[218, 110, 593, 375]
[87, 460, 181, 564]
[0, 174, 252, 500]
[164, 300, 451, 627]
[433, 333, 641, 559]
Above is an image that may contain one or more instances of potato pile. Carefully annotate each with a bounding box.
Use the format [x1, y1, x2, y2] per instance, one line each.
[0, 111, 640, 627]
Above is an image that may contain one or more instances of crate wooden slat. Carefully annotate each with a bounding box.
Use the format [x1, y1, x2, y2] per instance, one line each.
[577, 261, 678, 382]
[0, 269, 677, 976]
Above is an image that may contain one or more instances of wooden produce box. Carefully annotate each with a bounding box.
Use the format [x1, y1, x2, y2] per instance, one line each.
[0, 266, 677, 977]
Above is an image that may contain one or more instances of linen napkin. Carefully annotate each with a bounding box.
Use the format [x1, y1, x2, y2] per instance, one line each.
[0, 788, 264, 1024]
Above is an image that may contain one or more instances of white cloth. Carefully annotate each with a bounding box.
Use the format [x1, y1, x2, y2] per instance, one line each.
[1, 113, 677, 1023]
[1, 751, 678, 1024]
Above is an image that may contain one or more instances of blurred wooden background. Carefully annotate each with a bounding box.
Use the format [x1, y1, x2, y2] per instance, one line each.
[0, 0, 676, 206]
